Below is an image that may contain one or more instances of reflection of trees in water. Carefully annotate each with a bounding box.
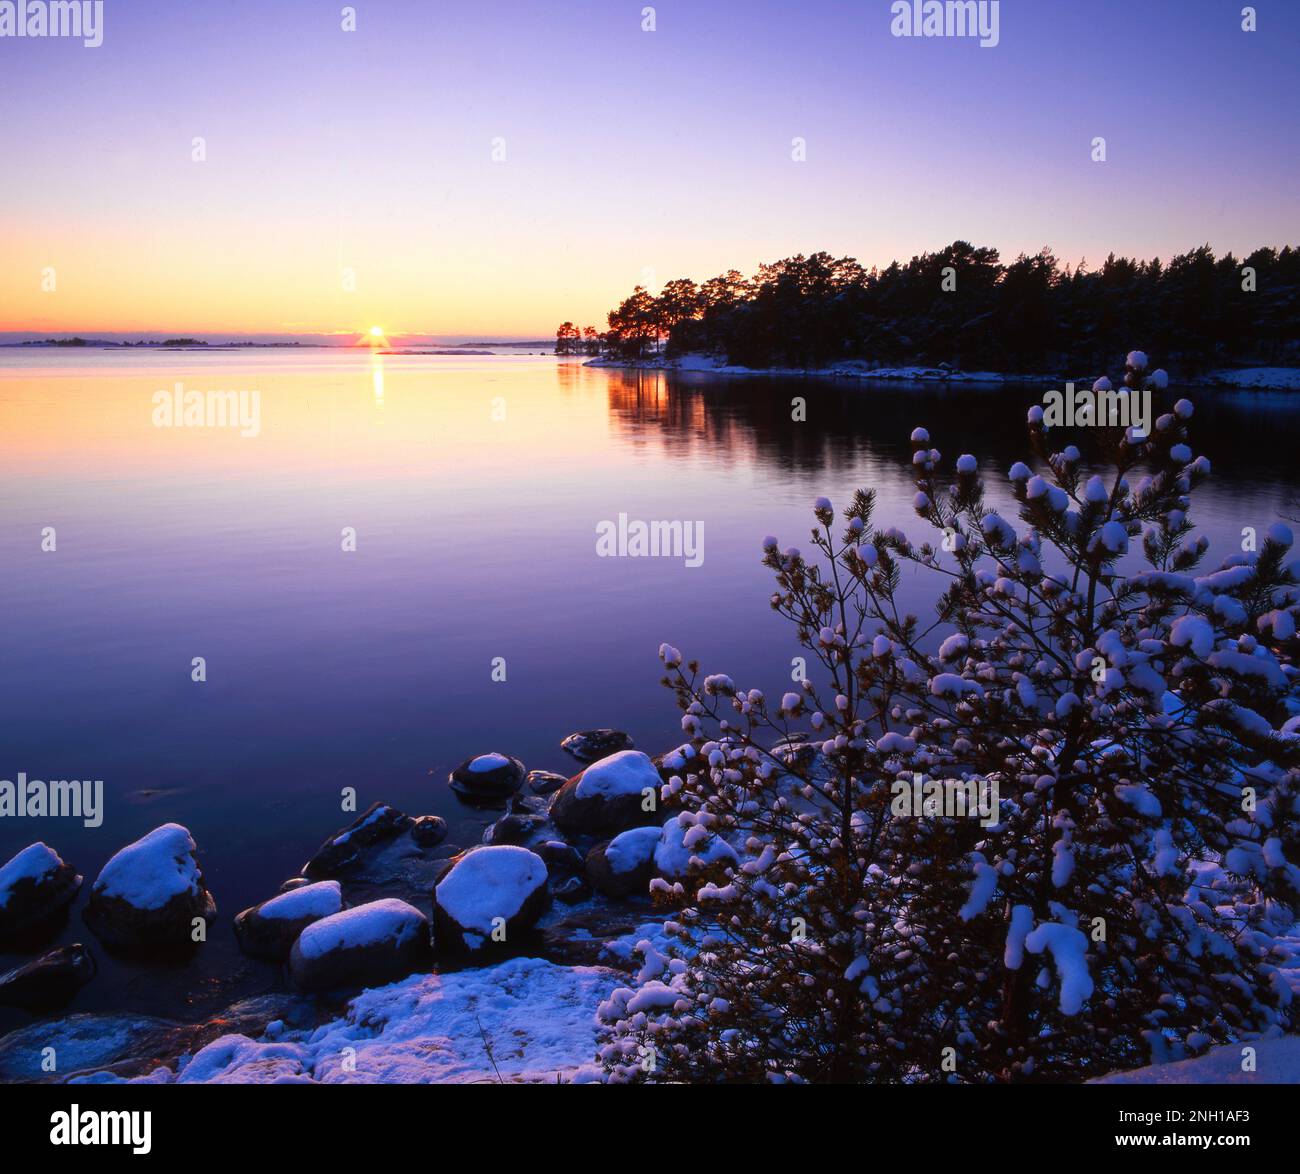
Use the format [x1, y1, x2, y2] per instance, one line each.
[599, 368, 1045, 487]
[585, 366, 1300, 506]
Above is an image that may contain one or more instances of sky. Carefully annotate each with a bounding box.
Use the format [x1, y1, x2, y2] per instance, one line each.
[0, 0, 1297, 339]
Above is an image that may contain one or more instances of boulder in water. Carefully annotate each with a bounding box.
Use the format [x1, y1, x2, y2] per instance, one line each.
[234, 881, 345, 962]
[560, 729, 634, 764]
[287, 899, 430, 992]
[83, 824, 216, 950]
[448, 753, 526, 804]
[0, 843, 82, 943]
[432, 846, 549, 953]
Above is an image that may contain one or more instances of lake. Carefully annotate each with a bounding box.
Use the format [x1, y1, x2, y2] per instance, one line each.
[1, 349, 1297, 1026]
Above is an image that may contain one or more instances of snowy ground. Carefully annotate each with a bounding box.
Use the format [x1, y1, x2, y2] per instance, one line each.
[28, 908, 1299, 1083]
[72, 957, 614, 1084]
[58, 917, 673, 1084]
[1094, 1037, 1300, 1084]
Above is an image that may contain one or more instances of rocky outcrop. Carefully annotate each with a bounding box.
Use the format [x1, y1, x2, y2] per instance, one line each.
[302, 803, 413, 879]
[0, 944, 96, 1011]
[560, 729, 634, 764]
[448, 753, 527, 804]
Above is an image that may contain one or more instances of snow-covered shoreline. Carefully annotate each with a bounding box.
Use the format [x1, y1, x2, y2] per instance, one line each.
[585, 353, 1300, 390]
[4, 720, 1299, 1084]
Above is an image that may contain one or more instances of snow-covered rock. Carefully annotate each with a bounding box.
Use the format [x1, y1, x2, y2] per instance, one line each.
[448, 753, 526, 803]
[560, 728, 634, 764]
[0, 943, 96, 1011]
[550, 750, 663, 837]
[287, 898, 429, 992]
[234, 880, 345, 962]
[0, 842, 82, 941]
[585, 826, 661, 898]
[432, 846, 550, 952]
[302, 802, 413, 878]
[83, 824, 216, 950]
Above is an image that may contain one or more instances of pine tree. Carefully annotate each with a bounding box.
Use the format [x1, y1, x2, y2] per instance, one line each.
[597, 352, 1299, 1083]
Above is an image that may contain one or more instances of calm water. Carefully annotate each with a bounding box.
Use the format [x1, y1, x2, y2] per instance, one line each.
[1, 350, 1297, 1026]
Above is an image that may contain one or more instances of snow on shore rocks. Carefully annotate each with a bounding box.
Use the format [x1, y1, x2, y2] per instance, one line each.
[586, 826, 660, 898]
[79, 956, 616, 1084]
[83, 824, 215, 950]
[0, 842, 82, 941]
[432, 846, 549, 953]
[560, 729, 634, 764]
[234, 881, 345, 962]
[550, 749, 663, 837]
[287, 898, 429, 992]
[448, 753, 527, 804]
[302, 802, 413, 878]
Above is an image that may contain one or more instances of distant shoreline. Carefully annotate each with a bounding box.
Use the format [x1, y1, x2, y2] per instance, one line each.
[584, 353, 1300, 391]
[0, 339, 556, 351]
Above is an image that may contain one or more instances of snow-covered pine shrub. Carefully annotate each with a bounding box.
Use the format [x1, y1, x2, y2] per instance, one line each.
[598, 353, 1299, 1083]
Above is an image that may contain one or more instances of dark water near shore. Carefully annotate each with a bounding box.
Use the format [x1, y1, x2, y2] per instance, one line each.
[1, 351, 1297, 1032]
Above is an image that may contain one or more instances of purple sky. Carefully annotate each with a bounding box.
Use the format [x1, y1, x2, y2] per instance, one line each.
[1, 0, 1296, 337]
